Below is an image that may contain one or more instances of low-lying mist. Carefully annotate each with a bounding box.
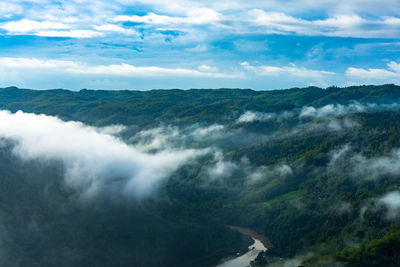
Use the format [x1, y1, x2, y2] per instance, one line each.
[0, 110, 209, 199]
[1, 99, 399, 201]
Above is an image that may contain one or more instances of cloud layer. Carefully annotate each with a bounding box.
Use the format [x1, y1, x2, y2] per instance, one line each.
[1, 2, 400, 39]
[238, 101, 400, 123]
[0, 110, 208, 199]
[0, 1, 399, 89]
[0, 57, 237, 78]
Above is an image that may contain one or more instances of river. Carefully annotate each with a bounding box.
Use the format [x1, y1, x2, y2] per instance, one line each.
[216, 237, 267, 267]
[216, 225, 273, 267]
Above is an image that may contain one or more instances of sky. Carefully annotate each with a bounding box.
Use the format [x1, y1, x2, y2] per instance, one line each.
[0, 0, 399, 90]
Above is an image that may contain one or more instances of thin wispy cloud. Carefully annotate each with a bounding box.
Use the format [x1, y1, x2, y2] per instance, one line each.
[249, 10, 400, 38]
[241, 61, 334, 80]
[0, 57, 240, 78]
[114, 8, 224, 26]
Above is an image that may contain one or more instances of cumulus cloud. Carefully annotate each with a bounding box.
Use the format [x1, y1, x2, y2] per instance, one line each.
[0, 110, 209, 199]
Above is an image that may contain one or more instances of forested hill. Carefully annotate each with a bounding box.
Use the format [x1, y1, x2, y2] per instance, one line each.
[1, 84, 400, 126]
[2, 84, 400, 266]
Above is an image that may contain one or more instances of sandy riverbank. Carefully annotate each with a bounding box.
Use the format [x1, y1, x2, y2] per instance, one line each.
[228, 226, 273, 249]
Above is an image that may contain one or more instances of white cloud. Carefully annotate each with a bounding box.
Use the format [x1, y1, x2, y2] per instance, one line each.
[301, 101, 400, 119]
[114, 8, 223, 26]
[0, 19, 106, 38]
[250, 10, 310, 34]
[129, 124, 226, 152]
[237, 111, 277, 123]
[114, 0, 400, 17]
[197, 64, 218, 72]
[35, 29, 104, 38]
[238, 101, 400, 124]
[310, 117, 359, 132]
[0, 19, 70, 33]
[299, 102, 367, 118]
[346, 61, 400, 81]
[190, 124, 224, 138]
[249, 9, 400, 38]
[314, 14, 364, 28]
[0, 110, 208, 199]
[0, 57, 80, 68]
[329, 144, 352, 166]
[130, 126, 180, 152]
[0, 57, 239, 78]
[68, 63, 237, 78]
[247, 164, 292, 182]
[353, 149, 400, 180]
[2, 0, 400, 40]
[94, 24, 139, 36]
[241, 62, 334, 80]
[0, 2, 23, 17]
[207, 151, 239, 180]
[97, 125, 127, 135]
[378, 191, 400, 219]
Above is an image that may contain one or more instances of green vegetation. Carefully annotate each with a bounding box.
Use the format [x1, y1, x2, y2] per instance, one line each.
[0, 84, 399, 127]
[0, 84, 400, 266]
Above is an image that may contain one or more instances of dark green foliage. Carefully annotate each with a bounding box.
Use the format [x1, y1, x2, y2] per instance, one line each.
[1, 84, 400, 266]
[0, 144, 246, 267]
[334, 229, 400, 266]
[0, 84, 399, 127]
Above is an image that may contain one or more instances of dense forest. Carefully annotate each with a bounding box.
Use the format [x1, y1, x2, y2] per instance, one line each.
[1, 84, 400, 266]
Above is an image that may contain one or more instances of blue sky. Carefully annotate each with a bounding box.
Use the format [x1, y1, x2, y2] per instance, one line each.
[0, 0, 399, 90]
